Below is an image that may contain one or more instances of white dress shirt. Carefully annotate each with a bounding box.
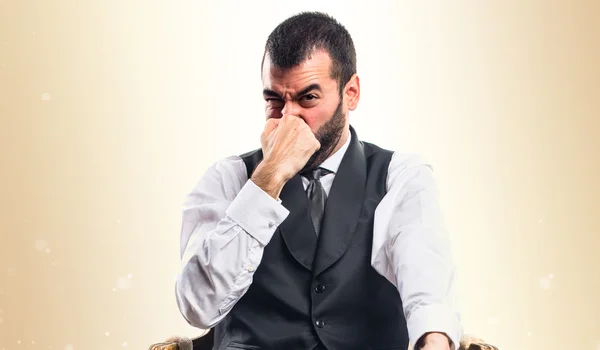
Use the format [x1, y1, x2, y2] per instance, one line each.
[175, 133, 463, 349]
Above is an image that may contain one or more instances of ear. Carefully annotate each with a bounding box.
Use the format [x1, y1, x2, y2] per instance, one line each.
[343, 74, 360, 111]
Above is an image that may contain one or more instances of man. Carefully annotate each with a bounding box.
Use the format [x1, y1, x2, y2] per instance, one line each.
[175, 12, 462, 350]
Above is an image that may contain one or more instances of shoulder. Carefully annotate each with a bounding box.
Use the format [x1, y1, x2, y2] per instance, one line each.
[386, 151, 437, 195]
[356, 137, 434, 190]
[361, 142, 436, 192]
[359, 140, 432, 177]
[208, 154, 248, 182]
[238, 148, 264, 177]
[184, 154, 250, 205]
[206, 146, 263, 180]
[389, 151, 433, 175]
[360, 140, 394, 159]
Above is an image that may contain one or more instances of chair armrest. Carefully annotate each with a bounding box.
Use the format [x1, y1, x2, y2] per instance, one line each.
[149, 331, 498, 350]
[458, 334, 499, 350]
[148, 329, 213, 350]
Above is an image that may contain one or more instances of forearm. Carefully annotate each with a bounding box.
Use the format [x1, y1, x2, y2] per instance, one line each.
[175, 179, 289, 328]
[175, 222, 264, 328]
[392, 193, 462, 349]
[391, 228, 461, 349]
[379, 155, 462, 349]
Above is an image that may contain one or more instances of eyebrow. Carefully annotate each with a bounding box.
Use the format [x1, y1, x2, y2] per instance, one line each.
[263, 83, 323, 99]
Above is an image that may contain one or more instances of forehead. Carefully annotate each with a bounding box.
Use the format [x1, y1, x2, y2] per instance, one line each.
[262, 50, 337, 92]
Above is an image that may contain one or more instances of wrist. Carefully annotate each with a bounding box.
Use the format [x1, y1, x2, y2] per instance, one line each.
[251, 160, 286, 199]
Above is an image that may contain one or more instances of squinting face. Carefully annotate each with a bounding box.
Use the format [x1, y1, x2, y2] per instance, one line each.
[262, 50, 342, 131]
[262, 50, 358, 170]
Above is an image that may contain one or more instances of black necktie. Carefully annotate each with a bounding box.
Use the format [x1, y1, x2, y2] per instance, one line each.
[301, 167, 332, 236]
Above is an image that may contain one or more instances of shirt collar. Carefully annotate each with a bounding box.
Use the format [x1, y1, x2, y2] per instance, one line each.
[317, 132, 351, 175]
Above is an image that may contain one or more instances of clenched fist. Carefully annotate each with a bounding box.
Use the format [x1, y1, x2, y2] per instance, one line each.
[251, 115, 320, 199]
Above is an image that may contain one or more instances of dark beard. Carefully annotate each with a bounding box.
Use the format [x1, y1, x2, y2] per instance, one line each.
[301, 99, 345, 172]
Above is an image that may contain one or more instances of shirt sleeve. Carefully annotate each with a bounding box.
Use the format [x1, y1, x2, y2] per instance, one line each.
[175, 155, 290, 329]
[371, 152, 463, 350]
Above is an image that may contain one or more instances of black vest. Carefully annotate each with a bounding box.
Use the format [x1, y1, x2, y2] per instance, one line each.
[213, 126, 409, 350]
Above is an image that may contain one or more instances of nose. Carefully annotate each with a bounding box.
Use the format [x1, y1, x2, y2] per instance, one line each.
[281, 101, 300, 117]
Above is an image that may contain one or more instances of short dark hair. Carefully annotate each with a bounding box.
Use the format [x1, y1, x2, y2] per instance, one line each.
[262, 12, 357, 94]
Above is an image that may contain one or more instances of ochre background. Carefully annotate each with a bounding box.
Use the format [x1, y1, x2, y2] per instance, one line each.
[1, 1, 599, 349]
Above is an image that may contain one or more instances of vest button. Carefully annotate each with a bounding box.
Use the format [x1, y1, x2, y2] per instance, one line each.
[315, 284, 326, 293]
[315, 320, 325, 328]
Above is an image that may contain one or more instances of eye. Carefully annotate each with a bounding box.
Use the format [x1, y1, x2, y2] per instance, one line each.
[302, 94, 318, 101]
[265, 98, 284, 108]
[264, 97, 283, 104]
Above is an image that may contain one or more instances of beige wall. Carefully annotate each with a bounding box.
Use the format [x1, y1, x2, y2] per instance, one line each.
[1, 1, 599, 349]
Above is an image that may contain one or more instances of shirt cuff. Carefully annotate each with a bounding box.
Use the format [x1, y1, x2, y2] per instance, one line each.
[408, 304, 462, 350]
[225, 179, 289, 246]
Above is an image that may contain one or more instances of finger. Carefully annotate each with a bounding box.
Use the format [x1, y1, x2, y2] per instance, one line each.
[296, 118, 314, 134]
[262, 118, 280, 139]
[282, 114, 303, 126]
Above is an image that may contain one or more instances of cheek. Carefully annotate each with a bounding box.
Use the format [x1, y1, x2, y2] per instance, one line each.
[303, 108, 332, 132]
[299, 111, 323, 132]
